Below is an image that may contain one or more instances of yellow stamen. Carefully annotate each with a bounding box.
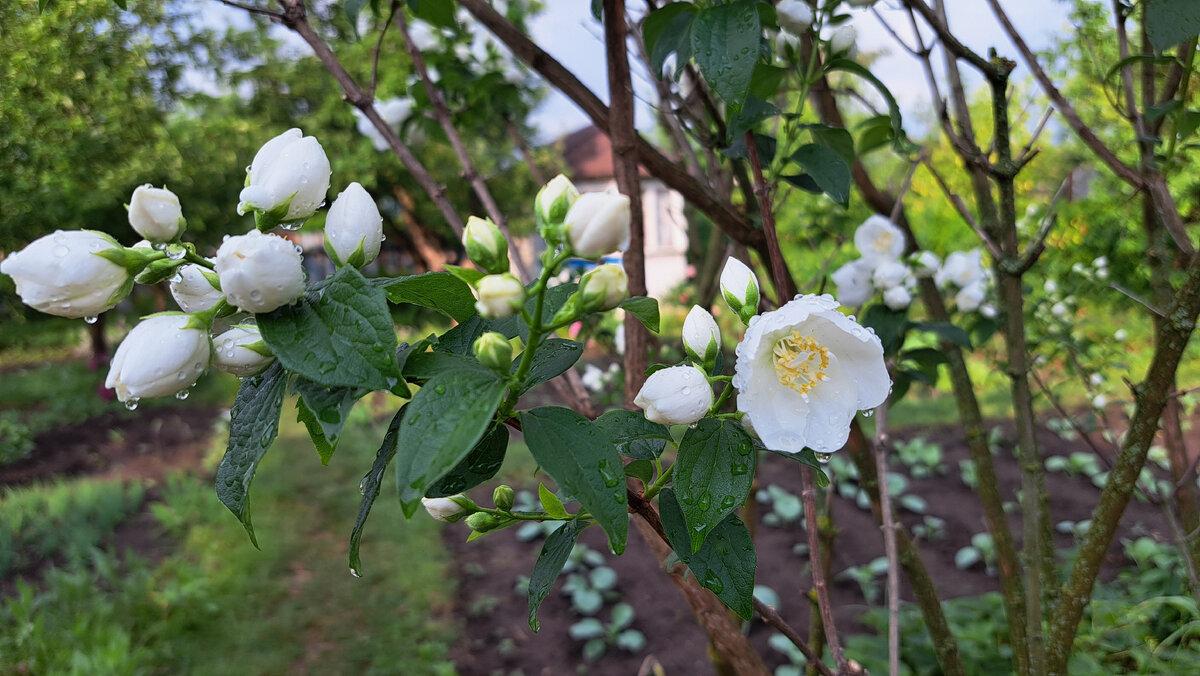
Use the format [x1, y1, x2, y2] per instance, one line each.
[772, 331, 830, 396]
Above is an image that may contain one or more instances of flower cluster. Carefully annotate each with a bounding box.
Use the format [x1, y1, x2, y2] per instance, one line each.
[831, 215, 995, 316]
[0, 128, 390, 408]
[775, 0, 876, 60]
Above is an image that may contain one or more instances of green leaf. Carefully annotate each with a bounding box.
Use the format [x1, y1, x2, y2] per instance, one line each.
[521, 407, 629, 554]
[444, 264, 486, 287]
[748, 63, 787, 100]
[691, 1, 761, 108]
[375, 271, 477, 322]
[861, 303, 909, 355]
[403, 350, 485, 380]
[624, 459, 655, 485]
[518, 338, 584, 393]
[723, 132, 776, 162]
[728, 95, 781, 141]
[349, 408, 403, 575]
[673, 418, 756, 553]
[1177, 110, 1200, 143]
[435, 314, 521, 355]
[825, 57, 916, 154]
[539, 483, 570, 519]
[215, 362, 290, 548]
[393, 369, 507, 516]
[806, 124, 856, 165]
[763, 447, 831, 484]
[292, 378, 368, 465]
[425, 424, 509, 497]
[259, 266, 400, 391]
[1146, 0, 1200, 51]
[902, 347, 950, 385]
[344, 0, 370, 31]
[620, 296, 660, 333]
[857, 115, 896, 155]
[593, 409, 672, 460]
[659, 489, 756, 620]
[528, 520, 588, 631]
[113, 0, 127, 9]
[790, 143, 851, 206]
[911, 320, 973, 350]
[412, 0, 456, 28]
[38, 0, 53, 13]
[644, 3, 698, 75]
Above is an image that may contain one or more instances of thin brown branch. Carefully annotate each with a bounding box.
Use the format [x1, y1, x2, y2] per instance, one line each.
[1017, 107, 1055, 165]
[213, 0, 282, 20]
[872, 399, 901, 676]
[754, 600, 835, 676]
[744, 130, 796, 300]
[1014, 173, 1071, 273]
[801, 466, 848, 674]
[920, 158, 1003, 260]
[368, 1, 399, 99]
[900, 0, 1000, 79]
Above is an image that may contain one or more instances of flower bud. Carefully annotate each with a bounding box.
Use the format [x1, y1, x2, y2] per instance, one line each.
[535, 174, 580, 243]
[578, 263, 628, 313]
[683, 305, 720, 371]
[170, 263, 224, 314]
[635, 365, 713, 426]
[776, 0, 813, 35]
[214, 230, 307, 314]
[237, 128, 331, 230]
[105, 313, 211, 403]
[422, 495, 470, 522]
[473, 331, 513, 372]
[1114, 329, 1127, 341]
[883, 286, 913, 311]
[720, 258, 760, 325]
[1092, 394, 1108, 409]
[475, 273, 525, 318]
[831, 259, 874, 308]
[872, 260, 912, 290]
[0, 230, 132, 319]
[955, 282, 986, 313]
[212, 325, 275, 378]
[829, 25, 858, 57]
[913, 251, 940, 278]
[565, 192, 631, 258]
[493, 485, 515, 511]
[324, 182, 383, 268]
[462, 216, 510, 275]
[128, 185, 186, 243]
[465, 512, 501, 533]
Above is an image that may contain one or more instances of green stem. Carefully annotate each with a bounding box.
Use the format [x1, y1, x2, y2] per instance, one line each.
[709, 383, 735, 416]
[499, 249, 570, 418]
[184, 250, 215, 269]
[644, 463, 676, 501]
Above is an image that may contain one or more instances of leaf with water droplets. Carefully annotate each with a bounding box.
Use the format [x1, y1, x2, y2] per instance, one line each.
[393, 368, 507, 517]
[690, 0, 760, 109]
[215, 362, 290, 548]
[349, 407, 404, 574]
[593, 409, 672, 460]
[373, 271, 477, 322]
[528, 520, 587, 632]
[517, 338, 583, 394]
[259, 266, 400, 391]
[292, 377, 368, 465]
[659, 488, 756, 620]
[521, 407, 628, 554]
[673, 418, 756, 553]
[425, 424, 509, 498]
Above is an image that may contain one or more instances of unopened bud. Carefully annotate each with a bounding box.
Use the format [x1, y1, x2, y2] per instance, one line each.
[465, 512, 501, 533]
[565, 192, 631, 259]
[473, 331, 513, 372]
[493, 485, 515, 511]
[535, 174, 580, 244]
[474, 273, 525, 319]
[128, 185, 186, 243]
[719, 258, 760, 325]
[682, 305, 720, 371]
[578, 264, 628, 313]
[463, 216, 510, 274]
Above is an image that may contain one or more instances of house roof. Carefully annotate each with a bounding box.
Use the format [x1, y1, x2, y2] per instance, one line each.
[560, 125, 650, 180]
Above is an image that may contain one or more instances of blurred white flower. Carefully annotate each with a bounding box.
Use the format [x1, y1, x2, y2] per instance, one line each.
[1051, 302, 1067, 318]
[829, 25, 858, 57]
[882, 286, 912, 311]
[831, 259, 874, 307]
[1044, 280, 1058, 294]
[1092, 394, 1108, 409]
[854, 215, 905, 265]
[1114, 329, 1127, 341]
[937, 249, 986, 288]
[732, 294, 890, 454]
[776, 0, 814, 35]
[955, 282, 986, 313]
[913, 251, 940, 278]
[872, 260, 912, 290]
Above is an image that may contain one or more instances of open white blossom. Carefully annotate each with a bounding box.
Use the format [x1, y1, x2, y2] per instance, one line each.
[872, 260, 912, 290]
[732, 294, 890, 454]
[955, 282, 987, 312]
[854, 215, 905, 265]
[883, 286, 913, 311]
[937, 249, 986, 288]
[830, 259, 874, 307]
[913, 251, 940, 278]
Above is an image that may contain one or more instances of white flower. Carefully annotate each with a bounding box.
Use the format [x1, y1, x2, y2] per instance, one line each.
[776, 0, 814, 35]
[1096, 267, 1109, 280]
[955, 282, 987, 312]
[354, 109, 391, 152]
[980, 304, 997, 319]
[634, 365, 713, 426]
[913, 251, 940, 278]
[829, 25, 858, 57]
[1050, 302, 1068, 318]
[170, 263, 224, 314]
[1093, 256, 1108, 268]
[614, 324, 626, 355]
[565, 192, 631, 258]
[1090, 373, 1104, 386]
[128, 185, 185, 242]
[237, 128, 331, 224]
[105, 313, 211, 403]
[872, 260, 912, 290]
[214, 230, 307, 314]
[1114, 329, 1127, 341]
[421, 496, 467, 522]
[937, 249, 986, 288]
[1092, 394, 1108, 409]
[683, 305, 721, 364]
[830, 259, 874, 307]
[1044, 280, 1058, 294]
[325, 182, 383, 268]
[720, 258, 761, 323]
[578, 264, 628, 312]
[377, 98, 412, 126]
[212, 325, 274, 378]
[475, 273, 525, 318]
[462, 215, 510, 275]
[883, 286, 913, 311]
[408, 20, 441, 52]
[854, 215, 905, 265]
[732, 294, 890, 454]
[0, 230, 130, 319]
[581, 364, 605, 392]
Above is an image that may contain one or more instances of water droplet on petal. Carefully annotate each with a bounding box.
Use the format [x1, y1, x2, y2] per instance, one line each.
[815, 452, 832, 465]
[175, 389, 190, 400]
[349, 567, 361, 578]
[125, 397, 140, 411]
[84, 315, 98, 324]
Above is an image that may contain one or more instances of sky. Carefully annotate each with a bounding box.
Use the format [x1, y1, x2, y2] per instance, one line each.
[198, 0, 1080, 143]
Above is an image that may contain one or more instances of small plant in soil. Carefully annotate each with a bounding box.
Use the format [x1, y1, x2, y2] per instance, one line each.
[893, 436, 946, 478]
[757, 484, 803, 527]
[955, 532, 998, 575]
[567, 602, 645, 661]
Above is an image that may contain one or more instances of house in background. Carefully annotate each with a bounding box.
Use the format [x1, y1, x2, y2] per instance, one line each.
[560, 126, 690, 299]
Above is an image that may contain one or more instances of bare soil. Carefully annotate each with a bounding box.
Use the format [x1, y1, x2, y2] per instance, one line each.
[445, 421, 1168, 676]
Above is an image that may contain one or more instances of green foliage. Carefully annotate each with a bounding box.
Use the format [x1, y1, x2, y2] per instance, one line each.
[527, 520, 587, 631]
[1145, 0, 1200, 51]
[690, 1, 760, 108]
[672, 417, 757, 552]
[0, 411, 35, 466]
[659, 488, 756, 620]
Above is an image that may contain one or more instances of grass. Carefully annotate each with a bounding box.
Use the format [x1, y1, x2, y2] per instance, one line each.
[0, 404, 460, 675]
